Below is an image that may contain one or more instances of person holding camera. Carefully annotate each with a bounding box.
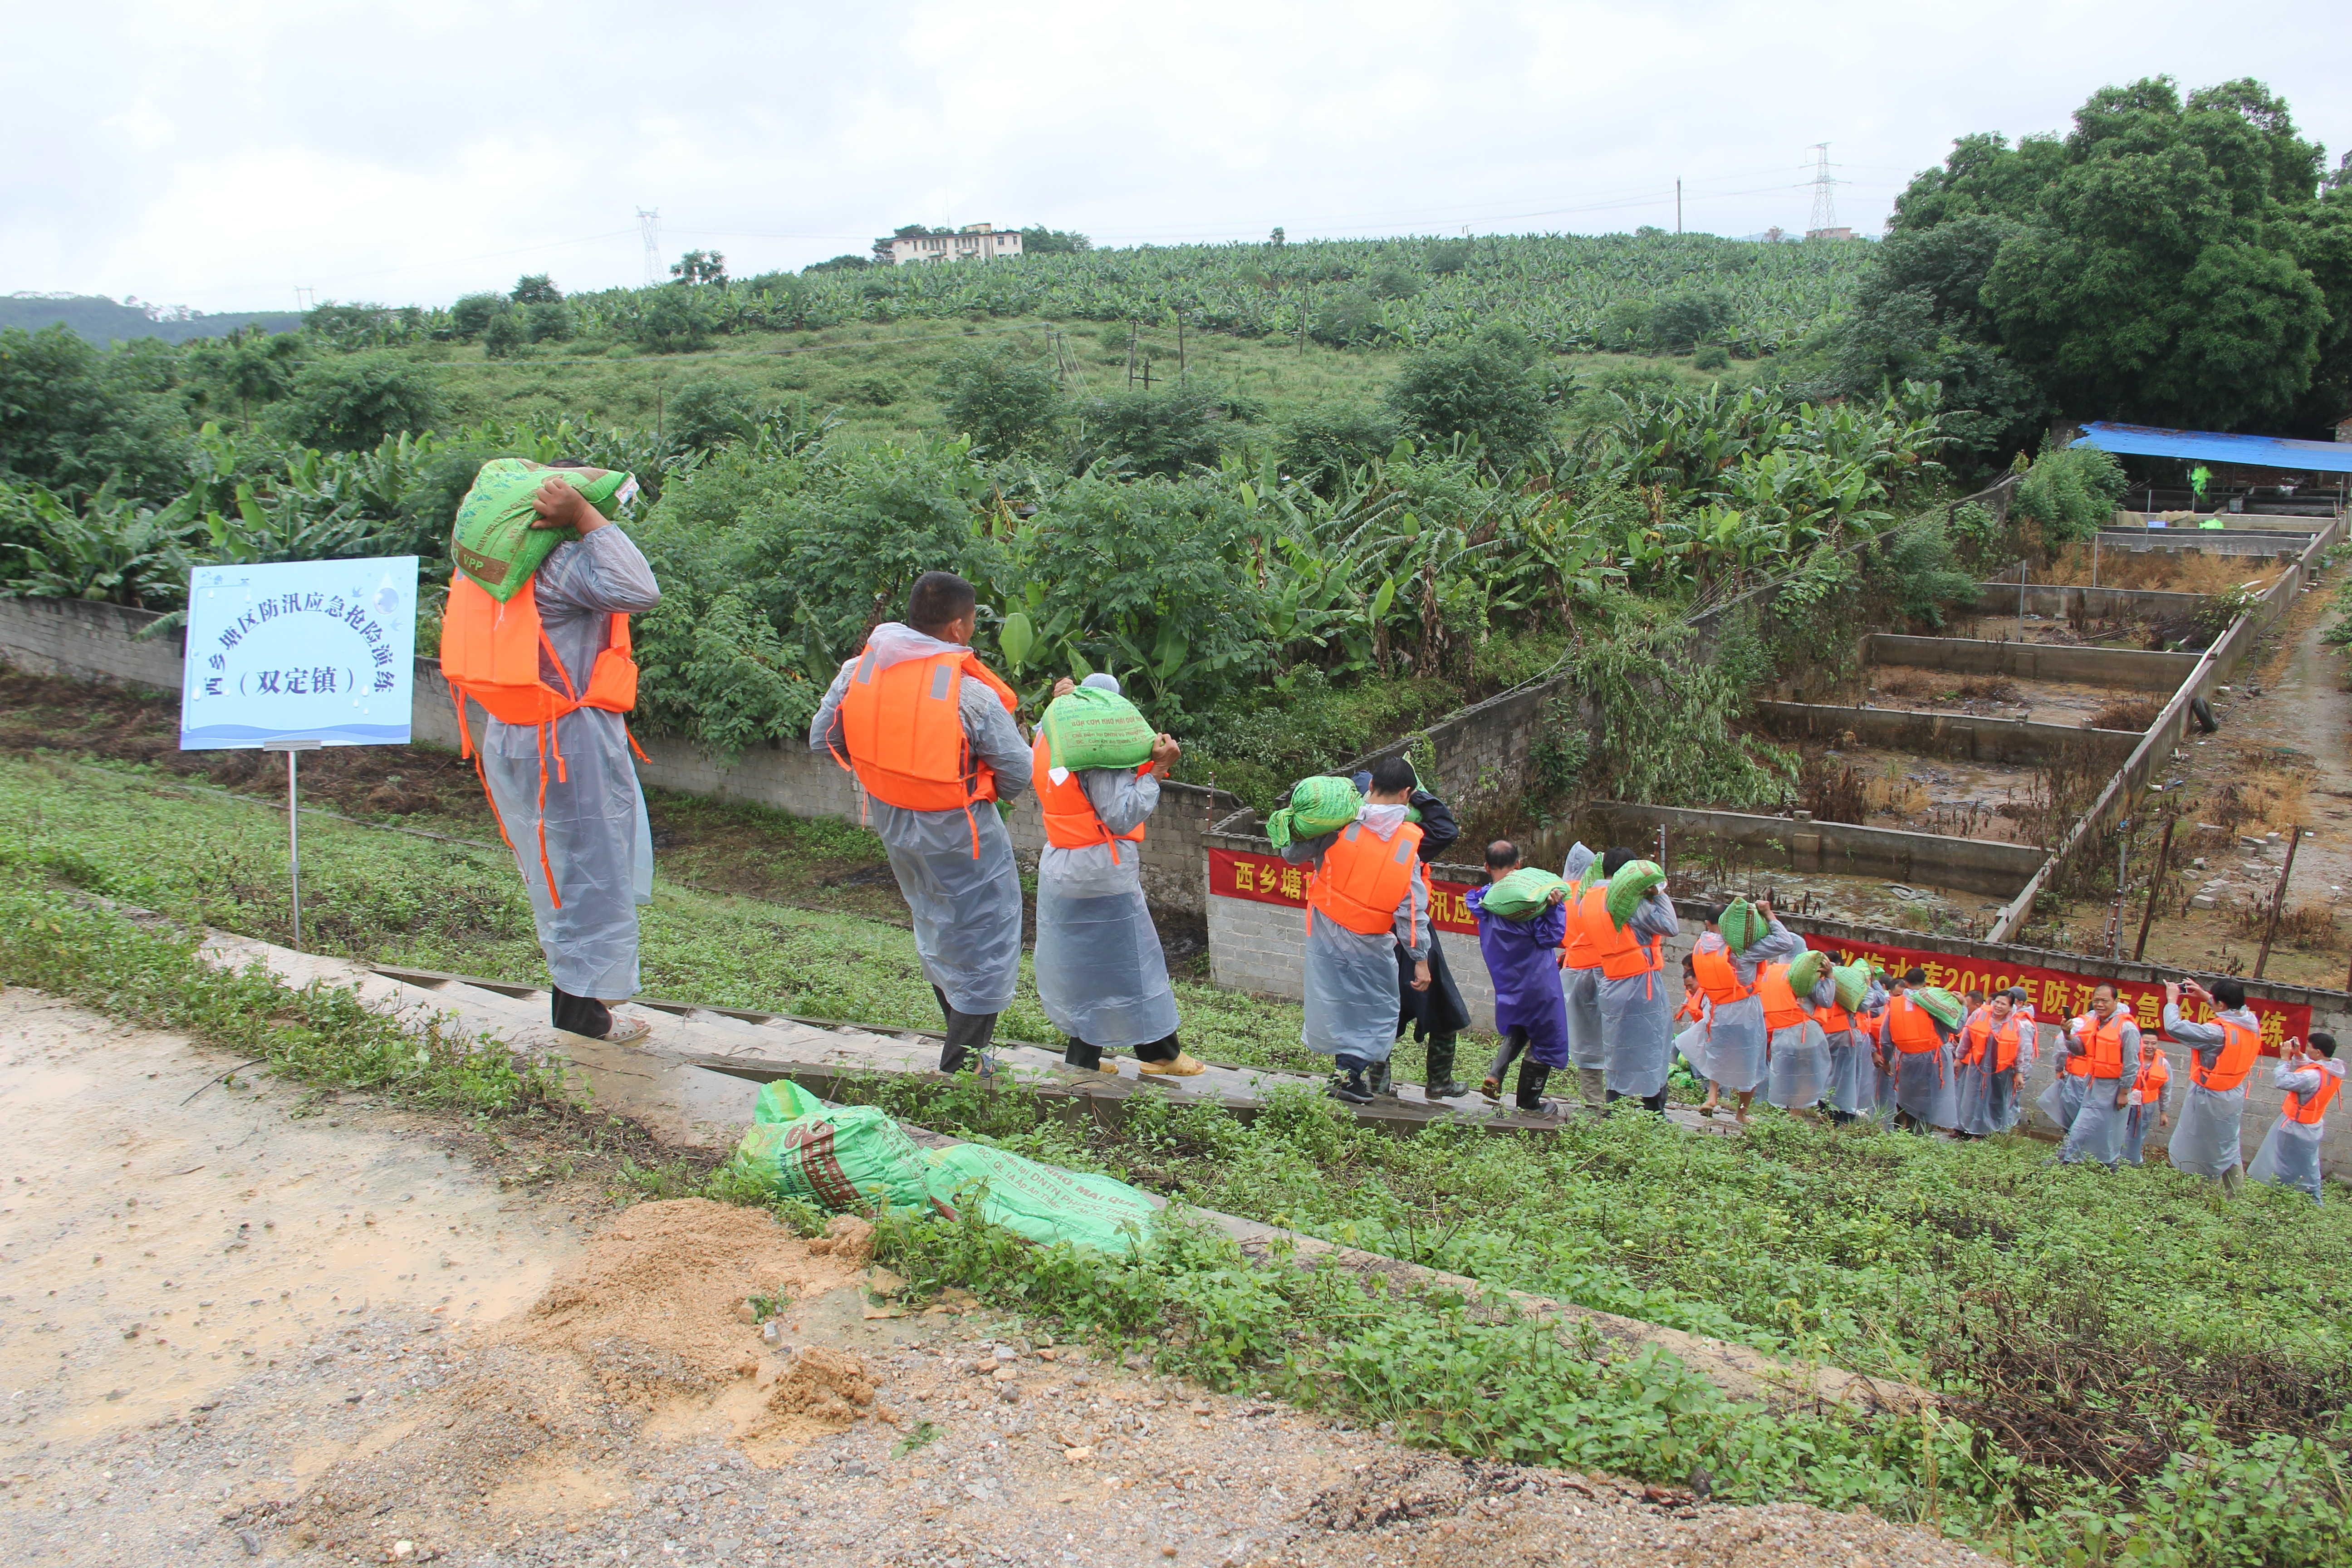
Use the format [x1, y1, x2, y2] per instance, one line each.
[2160, 977, 2264, 1191]
[2247, 1033, 2340, 1203]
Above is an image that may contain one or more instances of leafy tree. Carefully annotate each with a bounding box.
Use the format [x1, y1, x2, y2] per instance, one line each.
[184, 325, 304, 430]
[937, 347, 1064, 458]
[1310, 292, 1382, 347]
[1073, 387, 1255, 477]
[1018, 227, 1092, 255]
[1596, 298, 1651, 353]
[634, 288, 715, 353]
[670, 250, 728, 286]
[449, 293, 506, 340]
[1426, 240, 1473, 274]
[1277, 403, 1401, 494]
[1692, 345, 1730, 372]
[1269, 227, 1285, 247]
[1385, 338, 1553, 461]
[481, 311, 528, 358]
[0, 325, 193, 502]
[1649, 286, 1729, 352]
[1894, 77, 2333, 431]
[267, 354, 442, 451]
[668, 379, 764, 450]
[523, 300, 577, 343]
[804, 254, 872, 273]
[510, 274, 563, 305]
[1368, 264, 1423, 301]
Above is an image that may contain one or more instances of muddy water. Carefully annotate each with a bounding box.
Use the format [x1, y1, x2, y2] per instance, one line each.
[0, 990, 577, 1455]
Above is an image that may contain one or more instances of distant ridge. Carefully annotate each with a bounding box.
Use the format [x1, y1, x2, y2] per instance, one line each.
[2, 293, 303, 346]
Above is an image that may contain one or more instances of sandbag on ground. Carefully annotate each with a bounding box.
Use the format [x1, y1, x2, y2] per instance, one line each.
[925, 1145, 1157, 1254]
[730, 1104, 936, 1214]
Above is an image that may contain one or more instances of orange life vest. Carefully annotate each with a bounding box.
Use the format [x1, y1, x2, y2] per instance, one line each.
[2283, 1066, 2341, 1126]
[2133, 1045, 2171, 1101]
[1677, 991, 1706, 1025]
[1561, 884, 1601, 971]
[1884, 994, 1944, 1055]
[2189, 1014, 2262, 1094]
[1031, 737, 1147, 860]
[832, 644, 1018, 835]
[1755, 963, 1807, 1031]
[441, 572, 643, 910]
[1308, 821, 1424, 940]
[1580, 886, 1662, 982]
[1963, 1012, 2024, 1073]
[1690, 945, 1753, 1007]
[2066, 1012, 2128, 1079]
[1813, 1000, 1854, 1034]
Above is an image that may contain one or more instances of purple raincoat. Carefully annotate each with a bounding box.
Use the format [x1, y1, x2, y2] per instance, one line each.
[1468, 885, 1572, 1068]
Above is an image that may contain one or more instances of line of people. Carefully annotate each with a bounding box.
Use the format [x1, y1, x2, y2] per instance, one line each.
[456, 530, 2340, 1207]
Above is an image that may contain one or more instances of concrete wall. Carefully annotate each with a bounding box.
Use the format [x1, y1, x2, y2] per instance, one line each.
[1967, 583, 2209, 622]
[1587, 802, 2046, 898]
[1755, 701, 2142, 766]
[0, 596, 1237, 914]
[1868, 633, 2202, 692]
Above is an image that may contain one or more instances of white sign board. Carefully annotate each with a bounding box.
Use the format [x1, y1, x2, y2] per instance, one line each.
[178, 557, 419, 750]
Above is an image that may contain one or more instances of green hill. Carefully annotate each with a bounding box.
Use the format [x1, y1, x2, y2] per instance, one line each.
[1, 293, 302, 345]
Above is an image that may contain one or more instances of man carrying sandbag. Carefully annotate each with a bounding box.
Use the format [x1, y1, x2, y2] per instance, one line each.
[1687, 899, 1803, 1124]
[1467, 842, 1573, 1115]
[1584, 847, 1680, 1112]
[441, 460, 660, 1044]
[812, 572, 1030, 1073]
[1348, 764, 1470, 1099]
[1279, 756, 1431, 1105]
[1031, 673, 1203, 1078]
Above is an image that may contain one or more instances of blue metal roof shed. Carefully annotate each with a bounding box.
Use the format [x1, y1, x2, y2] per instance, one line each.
[2068, 421, 2352, 475]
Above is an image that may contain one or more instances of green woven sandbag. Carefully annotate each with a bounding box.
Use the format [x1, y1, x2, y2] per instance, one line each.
[727, 1105, 934, 1214]
[923, 1144, 1157, 1256]
[1911, 987, 1967, 1030]
[1605, 860, 1666, 926]
[750, 1078, 828, 1124]
[1787, 949, 1827, 998]
[451, 459, 634, 601]
[1038, 686, 1156, 773]
[1481, 867, 1565, 921]
[1265, 775, 1362, 849]
[1719, 897, 1768, 954]
[1831, 962, 1872, 1013]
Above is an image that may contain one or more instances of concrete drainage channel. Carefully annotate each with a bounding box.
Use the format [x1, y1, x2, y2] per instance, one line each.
[184, 928, 1936, 1416]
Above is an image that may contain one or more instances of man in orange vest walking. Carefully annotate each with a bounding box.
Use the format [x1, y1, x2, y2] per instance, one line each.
[2161, 977, 2264, 1191]
[1031, 673, 1200, 1077]
[812, 572, 1032, 1073]
[1588, 848, 1681, 1112]
[2248, 1033, 2340, 1202]
[448, 465, 661, 1045]
[1279, 755, 1433, 1106]
[2050, 984, 2141, 1167]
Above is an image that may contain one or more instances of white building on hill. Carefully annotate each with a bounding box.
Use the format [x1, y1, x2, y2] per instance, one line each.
[875, 224, 1024, 265]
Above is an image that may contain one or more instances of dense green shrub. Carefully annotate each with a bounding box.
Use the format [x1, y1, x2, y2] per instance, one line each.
[1274, 402, 1401, 494]
[267, 354, 442, 451]
[667, 378, 766, 450]
[2014, 444, 2127, 544]
[936, 346, 1064, 458]
[634, 287, 715, 353]
[1384, 336, 1553, 460]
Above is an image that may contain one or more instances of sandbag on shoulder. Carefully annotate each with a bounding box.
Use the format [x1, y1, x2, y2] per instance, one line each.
[1831, 961, 1874, 1013]
[1265, 775, 1362, 849]
[1911, 987, 1967, 1030]
[451, 459, 636, 601]
[1605, 860, 1666, 927]
[1039, 686, 1156, 773]
[1481, 867, 1565, 921]
[1719, 898, 1769, 955]
[1786, 949, 1827, 998]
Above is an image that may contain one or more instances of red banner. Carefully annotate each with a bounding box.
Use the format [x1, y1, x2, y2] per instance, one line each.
[1209, 846, 1480, 935]
[1801, 932, 2307, 1057]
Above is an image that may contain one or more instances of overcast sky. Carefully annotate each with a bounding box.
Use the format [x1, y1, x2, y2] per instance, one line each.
[6, 0, 2347, 315]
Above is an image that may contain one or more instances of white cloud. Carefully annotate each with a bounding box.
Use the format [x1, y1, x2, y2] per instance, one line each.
[4, 0, 2345, 311]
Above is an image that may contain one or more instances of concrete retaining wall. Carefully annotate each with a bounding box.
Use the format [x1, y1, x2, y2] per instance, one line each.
[1868, 633, 2201, 691]
[0, 596, 1236, 914]
[1967, 583, 2209, 621]
[1588, 802, 2045, 898]
[1755, 701, 2143, 766]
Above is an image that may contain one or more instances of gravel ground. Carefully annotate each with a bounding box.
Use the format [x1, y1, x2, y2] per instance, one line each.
[0, 992, 1998, 1568]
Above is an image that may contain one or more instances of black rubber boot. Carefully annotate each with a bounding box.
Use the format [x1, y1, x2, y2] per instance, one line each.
[1328, 1062, 1374, 1104]
[1515, 1061, 1556, 1115]
[1366, 1059, 1395, 1098]
[1423, 1033, 1468, 1099]
[938, 1006, 999, 1074]
[551, 986, 612, 1039]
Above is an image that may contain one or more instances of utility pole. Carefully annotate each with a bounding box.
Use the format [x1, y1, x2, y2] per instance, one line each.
[636, 208, 662, 286]
[1807, 145, 1837, 237]
[1177, 313, 1187, 385]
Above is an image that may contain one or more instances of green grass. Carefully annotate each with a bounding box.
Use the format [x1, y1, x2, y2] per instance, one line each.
[0, 749, 1323, 1070]
[410, 318, 1745, 449]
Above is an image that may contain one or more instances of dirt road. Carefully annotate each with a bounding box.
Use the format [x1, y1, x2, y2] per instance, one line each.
[0, 990, 1992, 1567]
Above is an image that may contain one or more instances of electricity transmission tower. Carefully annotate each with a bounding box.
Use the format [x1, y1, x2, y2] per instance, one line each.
[1807, 145, 1838, 235]
[636, 208, 662, 285]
